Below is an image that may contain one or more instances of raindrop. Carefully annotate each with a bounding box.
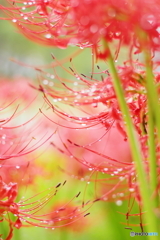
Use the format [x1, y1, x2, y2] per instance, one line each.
[129, 188, 135, 192]
[118, 168, 122, 172]
[104, 168, 108, 171]
[43, 79, 48, 85]
[119, 193, 124, 197]
[12, 19, 17, 23]
[45, 33, 52, 39]
[116, 200, 123, 206]
[50, 75, 55, 79]
[119, 176, 125, 181]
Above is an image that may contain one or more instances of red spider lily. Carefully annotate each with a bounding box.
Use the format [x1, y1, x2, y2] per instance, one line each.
[31, 56, 160, 215]
[0, 177, 90, 240]
[1, 0, 160, 55]
[32, 57, 149, 140]
[0, 0, 73, 49]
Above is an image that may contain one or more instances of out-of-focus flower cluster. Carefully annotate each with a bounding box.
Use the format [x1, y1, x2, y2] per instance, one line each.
[0, 78, 90, 240]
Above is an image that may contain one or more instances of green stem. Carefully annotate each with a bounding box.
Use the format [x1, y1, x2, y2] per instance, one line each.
[144, 50, 159, 209]
[144, 51, 160, 140]
[0, 221, 7, 239]
[146, 86, 158, 209]
[14, 228, 21, 240]
[105, 43, 159, 238]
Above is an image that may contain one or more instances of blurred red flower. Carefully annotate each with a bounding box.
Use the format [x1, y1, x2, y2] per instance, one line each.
[1, 0, 160, 55]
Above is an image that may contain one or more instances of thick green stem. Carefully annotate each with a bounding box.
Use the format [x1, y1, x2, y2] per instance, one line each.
[147, 107, 158, 208]
[106, 44, 159, 238]
[144, 51, 160, 140]
[144, 50, 159, 208]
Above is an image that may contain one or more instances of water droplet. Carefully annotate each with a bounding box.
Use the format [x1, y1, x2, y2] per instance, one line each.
[116, 200, 123, 206]
[119, 176, 125, 181]
[129, 188, 135, 192]
[45, 33, 52, 39]
[119, 193, 124, 197]
[104, 168, 108, 171]
[43, 79, 48, 85]
[118, 168, 122, 172]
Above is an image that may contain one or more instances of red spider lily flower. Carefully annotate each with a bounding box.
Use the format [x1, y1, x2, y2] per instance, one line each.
[1, 0, 160, 55]
[0, 0, 73, 49]
[32, 57, 149, 140]
[0, 177, 90, 240]
[31, 56, 160, 219]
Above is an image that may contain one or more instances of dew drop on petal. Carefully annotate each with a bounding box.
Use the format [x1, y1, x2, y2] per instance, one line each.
[45, 34, 52, 39]
[103, 168, 108, 171]
[119, 176, 125, 181]
[12, 19, 17, 23]
[129, 188, 135, 192]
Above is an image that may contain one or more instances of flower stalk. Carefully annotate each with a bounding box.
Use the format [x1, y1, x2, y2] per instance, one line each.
[105, 41, 159, 237]
[144, 51, 159, 208]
